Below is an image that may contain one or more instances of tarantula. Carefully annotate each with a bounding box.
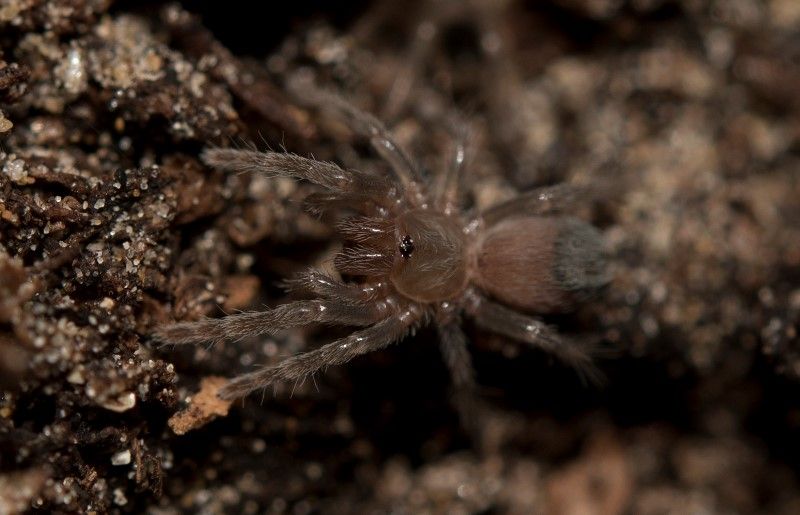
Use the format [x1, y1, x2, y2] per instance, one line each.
[154, 83, 609, 402]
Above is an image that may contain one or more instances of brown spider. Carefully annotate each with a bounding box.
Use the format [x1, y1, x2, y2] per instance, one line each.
[154, 82, 610, 402]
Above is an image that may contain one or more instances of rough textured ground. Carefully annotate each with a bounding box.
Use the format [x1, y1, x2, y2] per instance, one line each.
[1, 0, 799, 513]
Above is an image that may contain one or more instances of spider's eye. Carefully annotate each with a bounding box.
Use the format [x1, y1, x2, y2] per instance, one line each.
[390, 210, 467, 302]
[399, 235, 415, 258]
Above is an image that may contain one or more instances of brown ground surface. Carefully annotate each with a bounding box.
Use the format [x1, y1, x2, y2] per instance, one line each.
[1, 0, 799, 513]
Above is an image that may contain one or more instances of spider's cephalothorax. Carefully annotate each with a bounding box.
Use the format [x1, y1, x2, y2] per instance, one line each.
[153, 85, 610, 401]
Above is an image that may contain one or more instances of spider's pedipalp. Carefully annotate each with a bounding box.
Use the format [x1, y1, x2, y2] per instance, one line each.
[334, 245, 393, 277]
[152, 299, 383, 347]
[466, 291, 601, 384]
[218, 308, 424, 400]
[201, 148, 392, 199]
[335, 216, 395, 245]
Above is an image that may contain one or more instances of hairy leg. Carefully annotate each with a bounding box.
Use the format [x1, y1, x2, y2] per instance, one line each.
[287, 74, 424, 199]
[303, 192, 386, 217]
[434, 128, 467, 215]
[380, 18, 437, 121]
[479, 183, 585, 227]
[465, 291, 601, 384]
[437, 320, 475, 391]
[437, 320, 483, 433]
[334, 244, 394, 277]
[282, 269, 388, 304]
[335, 216, 395, 244]
[152, 299, 384, 347]
[219, 306, 424, 399]
[201, 148, 393, 201]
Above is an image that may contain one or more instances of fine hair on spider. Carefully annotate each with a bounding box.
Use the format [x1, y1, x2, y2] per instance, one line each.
[153, 77, 611, 404]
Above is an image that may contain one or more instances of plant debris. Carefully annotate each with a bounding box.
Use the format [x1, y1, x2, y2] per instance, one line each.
[168, 376, 232, 435]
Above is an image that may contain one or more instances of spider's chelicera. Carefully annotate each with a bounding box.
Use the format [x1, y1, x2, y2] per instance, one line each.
[154, 84, 610, 402]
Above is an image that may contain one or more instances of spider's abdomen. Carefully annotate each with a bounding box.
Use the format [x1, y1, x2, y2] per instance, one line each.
[474, 216, 609, 313]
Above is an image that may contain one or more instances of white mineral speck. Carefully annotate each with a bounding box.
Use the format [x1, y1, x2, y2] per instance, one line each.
[3, 158, 26, 182]
[100, 392, 137, 412]
[113, 487, 128, 506]
[61, 48, 88, 94]
[67, 368, 85, 384]
[111, 449, 131, 466]
[0, 110, 12, 132]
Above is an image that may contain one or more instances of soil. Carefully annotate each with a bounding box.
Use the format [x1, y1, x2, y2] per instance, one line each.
[1, 0, 799, 513]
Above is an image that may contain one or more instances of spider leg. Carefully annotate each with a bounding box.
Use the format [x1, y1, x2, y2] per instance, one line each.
[201, 148, 393, 201]
[436, 319, 482, 433]
[380, 18, 438, 121]
[219, 306, 425, 399]
[303, 192, 386, 217]
[282, 269, 387, 304]
[465, 291, 601, 384]
[434, 125, 468, 215]
[479, 183, 585, 227]
[287, 75, 424, 196]
[437, 320, 475, 391]
[152, 299, 384, 347]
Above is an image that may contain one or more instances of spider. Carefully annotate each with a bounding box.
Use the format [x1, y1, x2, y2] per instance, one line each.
[153, 80, 610, 403]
